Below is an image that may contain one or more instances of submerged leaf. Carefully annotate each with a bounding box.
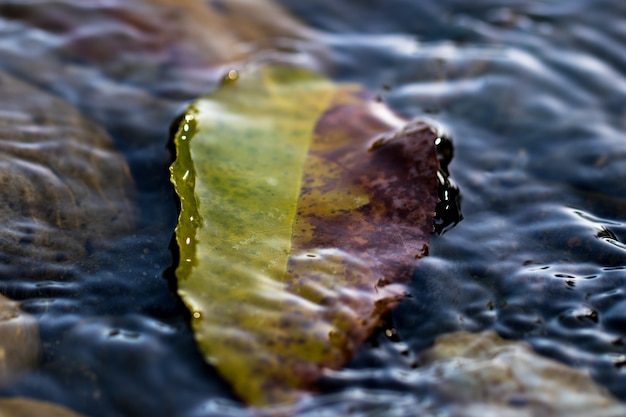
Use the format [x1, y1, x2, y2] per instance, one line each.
[0, 294, 39, 386]
[170, 64, 439, 406]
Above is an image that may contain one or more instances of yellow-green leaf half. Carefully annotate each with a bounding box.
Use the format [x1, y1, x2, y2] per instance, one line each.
[170, 64, 439, 407]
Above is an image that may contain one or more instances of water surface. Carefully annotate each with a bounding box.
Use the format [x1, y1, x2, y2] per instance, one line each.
[0, 0, 625, 416]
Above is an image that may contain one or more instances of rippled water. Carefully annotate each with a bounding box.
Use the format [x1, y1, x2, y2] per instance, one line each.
[0, 0, 625, 416]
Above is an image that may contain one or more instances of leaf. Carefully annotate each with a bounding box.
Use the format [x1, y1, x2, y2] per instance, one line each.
[0, 397, 89, 417]
[170, 64, 439, 407]
[0, 294, 40, 387]
[419, 331, 626, 417]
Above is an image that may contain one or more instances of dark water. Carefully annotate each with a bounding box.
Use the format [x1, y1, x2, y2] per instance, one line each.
[0, 0, 625, 416]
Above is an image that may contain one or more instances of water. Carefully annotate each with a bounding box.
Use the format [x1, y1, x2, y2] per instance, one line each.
[0, 0, 625, 416]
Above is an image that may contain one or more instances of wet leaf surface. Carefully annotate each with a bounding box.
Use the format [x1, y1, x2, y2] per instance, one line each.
[170, 64, 439, 407]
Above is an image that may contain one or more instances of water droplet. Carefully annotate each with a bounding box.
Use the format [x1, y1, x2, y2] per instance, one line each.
[225, 69, 239, 81]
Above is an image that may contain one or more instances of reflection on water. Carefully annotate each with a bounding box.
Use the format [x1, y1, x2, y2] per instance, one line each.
[0, 0, 625, 415]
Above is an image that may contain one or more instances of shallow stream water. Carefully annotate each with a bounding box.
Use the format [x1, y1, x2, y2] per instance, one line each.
[0, 1, 625, 416]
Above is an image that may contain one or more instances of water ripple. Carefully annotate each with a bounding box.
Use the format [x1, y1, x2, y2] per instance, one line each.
[0, 0, 624, 415]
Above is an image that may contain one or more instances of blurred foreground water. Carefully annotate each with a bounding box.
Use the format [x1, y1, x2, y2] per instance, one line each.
[0, 0, 624, 416]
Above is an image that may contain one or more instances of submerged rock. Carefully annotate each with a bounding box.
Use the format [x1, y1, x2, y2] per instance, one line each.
[0, 0, 319, 107]
[0, 294, 39, 386]
[0, 71, 135, 276]
[0, 397, 88, 417]
[419, 331, 626, 417]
